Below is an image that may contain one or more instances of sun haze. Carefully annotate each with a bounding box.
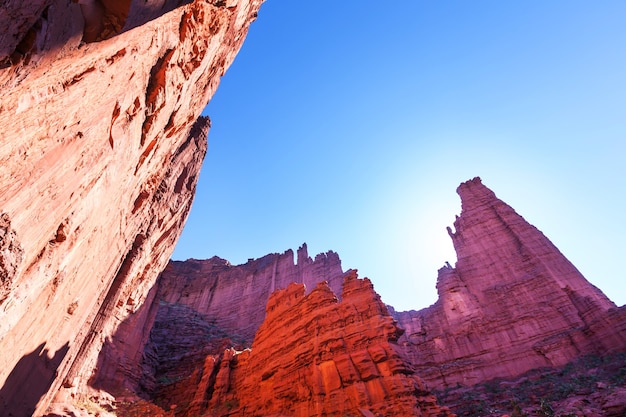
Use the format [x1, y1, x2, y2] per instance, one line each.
[172, 1, 626, 312]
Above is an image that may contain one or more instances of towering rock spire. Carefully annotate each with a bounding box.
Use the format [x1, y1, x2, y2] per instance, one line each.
[394, 177, 625, 388]
[449, 177, 614, 307]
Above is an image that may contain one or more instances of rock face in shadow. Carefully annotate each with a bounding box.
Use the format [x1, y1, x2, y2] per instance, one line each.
[393, 177, 626, 389]
[0, 342, 69, 417]
[0, 1, 263, 415]
[157, 243, 344, 342]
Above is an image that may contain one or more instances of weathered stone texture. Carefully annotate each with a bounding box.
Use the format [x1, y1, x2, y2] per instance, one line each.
[228, 272, 453, 417]
[156, 243, 344, 340]
[393, 177, 626, 389]
[0, 1, 263, 415]
[86, 178, 626, 415]
[154, 272, 454, 417]
[92, 244, 345, 398]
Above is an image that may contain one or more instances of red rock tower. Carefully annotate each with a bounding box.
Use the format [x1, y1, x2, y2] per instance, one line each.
[161, 272, 454, 417]
[395, 177, 625, 388]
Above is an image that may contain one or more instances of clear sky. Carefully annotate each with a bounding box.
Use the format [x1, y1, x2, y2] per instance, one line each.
[172, 1, 626, 312]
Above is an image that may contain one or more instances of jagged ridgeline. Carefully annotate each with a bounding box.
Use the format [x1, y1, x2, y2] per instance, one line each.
[92, 178, 626, 416]
[1, 0, 625, 416]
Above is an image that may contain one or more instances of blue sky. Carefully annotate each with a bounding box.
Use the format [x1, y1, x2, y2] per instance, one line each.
[173, 1, 626, 311]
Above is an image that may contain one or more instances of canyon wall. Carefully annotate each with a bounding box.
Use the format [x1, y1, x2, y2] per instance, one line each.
[393, 177, 626, 389]
[75, 177, 626, 415]
[3, 1, 622, 416]
[0, 1, 263, 415]
[101, 270, 454, 416]
[155, 243, 344, 341]
[91, 243, 346, 397]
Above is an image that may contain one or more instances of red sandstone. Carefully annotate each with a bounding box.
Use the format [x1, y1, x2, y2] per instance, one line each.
[82, 178, 626, 417]
[0, 1, 263, 415]
[149, 272, 454, 417]
[1, 2, 625, 414]
[393, 177, 626, 388]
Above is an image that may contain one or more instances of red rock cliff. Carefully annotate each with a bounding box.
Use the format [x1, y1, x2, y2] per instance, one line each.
[157, 243, 345, 341]
[92, 243, 346, 397]
[87, 178, 625, 415]
[0, 1, 263, 415]
[394, 177, 626, 389]
[150, 271, 454, 417]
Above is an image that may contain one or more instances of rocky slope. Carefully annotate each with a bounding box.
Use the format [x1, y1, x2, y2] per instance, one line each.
[0, 1, 263, 415]
[393, 177, 626, 390]
[435, 351, 626, 417]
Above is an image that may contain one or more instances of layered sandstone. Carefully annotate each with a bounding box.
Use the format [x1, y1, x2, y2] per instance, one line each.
[0, 1, 263, 415]
[87, 178, 626, 415]
[393, 177, 626, 389]
[156, 243, 344, 341]
[4, 1, 623, 416]
[150, 271, 454, 417]
[92, 244, 345, 398]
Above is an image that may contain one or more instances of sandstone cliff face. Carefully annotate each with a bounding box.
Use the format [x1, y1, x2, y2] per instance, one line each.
[229, 272, 452, 417]
[156, 243, 344, 341]
[149, 272, 454, 417]
[393, 177, 626, 389]
[0, 1, 263, 415]
[92, 244, 345, 398]
[86, 178, 626, 416]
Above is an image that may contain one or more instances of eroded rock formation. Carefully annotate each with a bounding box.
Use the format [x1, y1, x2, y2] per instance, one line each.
[0, 1, 263, 415]
[142, 271, 454, 417]
[92, 244, 345, 398]
[227, 272, 452, 417]
[393, 177, 626, 389]
[77, 178, 624, 416]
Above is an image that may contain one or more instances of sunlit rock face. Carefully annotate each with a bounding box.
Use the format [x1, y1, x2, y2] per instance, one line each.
[136, 271, 454, 417]
[92, 244, 346, 397]
[0, 1, 263, 415]
[87, 178, 625, 415]
[393, 177, 626, 389]
[227, 272, 453, 417]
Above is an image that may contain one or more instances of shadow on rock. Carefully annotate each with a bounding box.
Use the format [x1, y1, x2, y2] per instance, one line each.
[0, 342, 69, 417]
[0, 0, 195, 68]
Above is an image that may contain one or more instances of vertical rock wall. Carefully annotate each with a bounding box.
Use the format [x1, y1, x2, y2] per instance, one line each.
[156, 243, 344, 340]
[146, 272, 455, 417]
[0, 1, 263, 415]
[394, 177, 626, 389]
[92, 244, 346, 398]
